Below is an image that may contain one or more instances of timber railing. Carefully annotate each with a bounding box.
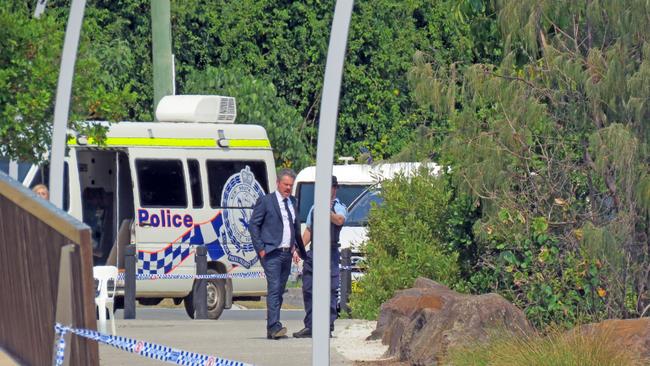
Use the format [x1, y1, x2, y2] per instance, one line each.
[0, 172, 98, 365]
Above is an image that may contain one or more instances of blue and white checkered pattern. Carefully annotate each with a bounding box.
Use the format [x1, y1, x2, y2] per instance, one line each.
[54, 323, 253, 366]
[54, 324, 67, 366]
[117, 272, 265, 281]
[138, 214, 226, 275]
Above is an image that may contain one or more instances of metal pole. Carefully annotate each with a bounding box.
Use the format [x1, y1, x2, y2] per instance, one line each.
[151, 0, 174, 114]
[312, 1, 354, 364]
[34, 0, 48, 18]
[340, 248, 352, 315]
[49, 0, 86, 209]
[124, 245, 136, 319]
[8, 161, 18, 180]
[194, 246, 208, 319]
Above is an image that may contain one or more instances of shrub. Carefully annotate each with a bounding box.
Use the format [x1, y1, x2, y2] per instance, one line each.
[349, 169, 463, 319]
[445, 328, 647, 366]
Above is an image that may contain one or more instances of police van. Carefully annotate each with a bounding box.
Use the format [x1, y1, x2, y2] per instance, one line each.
[13, 95, 273, 319]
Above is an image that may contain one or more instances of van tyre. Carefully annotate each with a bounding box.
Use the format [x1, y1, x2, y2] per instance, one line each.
[183, 268, 227, 320]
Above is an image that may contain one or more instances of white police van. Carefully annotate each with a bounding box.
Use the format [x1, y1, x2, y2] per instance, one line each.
[15, 95, 273, 319]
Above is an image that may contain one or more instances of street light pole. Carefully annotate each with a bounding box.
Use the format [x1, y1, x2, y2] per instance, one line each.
[49, 0, 86, 208]
[312, 1, 354, 365]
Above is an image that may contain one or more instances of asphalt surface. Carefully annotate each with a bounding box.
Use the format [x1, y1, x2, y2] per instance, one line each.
[100, 309, 357, 366]
[114, 308, 306, 321]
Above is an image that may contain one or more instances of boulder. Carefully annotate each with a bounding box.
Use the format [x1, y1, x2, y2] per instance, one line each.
[371, 277, 533, 365]
[575, 318, 650, 359]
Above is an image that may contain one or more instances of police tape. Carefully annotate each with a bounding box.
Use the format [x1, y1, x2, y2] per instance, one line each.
[116, 272, 266, 281]
[54, 323, 253, 366]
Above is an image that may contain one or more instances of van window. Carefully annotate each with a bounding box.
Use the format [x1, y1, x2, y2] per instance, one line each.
[296, 183, 368, 222]
[188, 159, 203, 208]
[135, 159, 187, 207]
[206, 160, 268, 208]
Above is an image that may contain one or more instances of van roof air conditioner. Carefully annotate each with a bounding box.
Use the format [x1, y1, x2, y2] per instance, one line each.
[155, 95, 237, 123]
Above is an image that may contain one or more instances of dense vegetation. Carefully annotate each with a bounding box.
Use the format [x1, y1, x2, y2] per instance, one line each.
[353, 0, 650, 329]
[0, 0, 497, 168]
[2, 0, 649, 330]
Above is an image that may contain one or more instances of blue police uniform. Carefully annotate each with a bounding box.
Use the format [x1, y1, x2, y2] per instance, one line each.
[301, 198, 347, 332]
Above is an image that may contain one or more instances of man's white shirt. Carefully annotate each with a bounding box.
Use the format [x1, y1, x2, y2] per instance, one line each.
[274, 191, 295, 248]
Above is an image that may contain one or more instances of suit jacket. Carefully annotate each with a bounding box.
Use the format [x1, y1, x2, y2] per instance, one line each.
[249, 192, 307, 260]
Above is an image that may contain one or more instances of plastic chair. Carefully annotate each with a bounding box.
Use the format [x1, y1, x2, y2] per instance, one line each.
[93, 265, 118, 335]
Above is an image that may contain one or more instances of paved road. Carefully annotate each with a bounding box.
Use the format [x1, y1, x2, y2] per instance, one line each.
[115, 308, 306, 321]
[99, 310, 369, 366]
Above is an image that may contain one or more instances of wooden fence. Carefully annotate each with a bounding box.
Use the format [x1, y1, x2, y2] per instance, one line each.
[0, 172, 98, 365]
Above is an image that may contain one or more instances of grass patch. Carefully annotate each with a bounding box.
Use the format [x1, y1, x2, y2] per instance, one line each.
[445, 328, 647, 366]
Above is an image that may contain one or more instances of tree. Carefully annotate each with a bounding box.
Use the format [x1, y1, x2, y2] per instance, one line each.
[410, 0, 650, 326]
[183, 66, 311, 170]
[0, 3, 137, 162]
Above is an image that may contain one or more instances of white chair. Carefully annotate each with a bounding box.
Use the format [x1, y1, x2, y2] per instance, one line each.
[93, 265, 118, 335]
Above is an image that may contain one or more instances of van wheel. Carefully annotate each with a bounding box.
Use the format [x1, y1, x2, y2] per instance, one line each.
[183, 269, 227, 320]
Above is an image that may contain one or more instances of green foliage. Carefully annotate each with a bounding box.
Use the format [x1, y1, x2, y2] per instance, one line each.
[409, 0, 650, 327]
[3, 0, 501, 166]
[0, 2, 137, 161]
[350, 171, 462, 319]
[169, 0, 502, 160]
[446, 328, 647, 366]
[183, 66, 310, 170]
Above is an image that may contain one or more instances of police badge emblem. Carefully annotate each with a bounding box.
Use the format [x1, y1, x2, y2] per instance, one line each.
[220, 166, 265, 268]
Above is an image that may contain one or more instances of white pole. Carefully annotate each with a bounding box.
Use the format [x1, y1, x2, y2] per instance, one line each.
[312, 1, 354, 365]
[49, 0, 86, 208]
[8, 160, 18, 180]
[33, 0, 48, 19]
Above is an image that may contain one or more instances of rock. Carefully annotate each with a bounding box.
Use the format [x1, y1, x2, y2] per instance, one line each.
[575, 318, 650, 359]
[371, 277, 533, 365]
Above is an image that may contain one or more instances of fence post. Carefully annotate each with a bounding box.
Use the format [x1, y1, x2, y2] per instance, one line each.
[124, 244, 136, 319]
[340, 248, 352, 315]
[51, 244, 75, 366]
[194, 246, 208, 319]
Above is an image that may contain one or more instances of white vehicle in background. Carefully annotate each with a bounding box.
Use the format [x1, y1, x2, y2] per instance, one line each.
[339, 162, 441, 278]
[3, 95, 274, 319]
[293, 162, 441, 279]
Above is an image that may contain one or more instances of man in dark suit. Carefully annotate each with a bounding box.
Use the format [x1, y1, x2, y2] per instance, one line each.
[249, 168, 307, 339]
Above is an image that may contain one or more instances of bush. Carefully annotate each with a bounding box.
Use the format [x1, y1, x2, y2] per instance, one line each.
[446, 328, 647, 366]
[349, 169, 463, 319]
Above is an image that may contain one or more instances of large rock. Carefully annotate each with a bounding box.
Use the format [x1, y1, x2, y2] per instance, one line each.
[371, 277, 533, 365]
[575, 318, 650, 359]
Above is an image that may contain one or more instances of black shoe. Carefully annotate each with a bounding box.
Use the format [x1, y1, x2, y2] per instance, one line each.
[267, 327, 287, 340]
[292, 327, 312, 338]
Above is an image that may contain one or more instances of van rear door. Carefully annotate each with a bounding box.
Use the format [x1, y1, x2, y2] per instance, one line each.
[129, 149, 195, 295]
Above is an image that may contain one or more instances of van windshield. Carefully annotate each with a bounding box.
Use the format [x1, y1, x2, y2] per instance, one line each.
[345, 189, 383, 227]
[297, 183, 369, 223]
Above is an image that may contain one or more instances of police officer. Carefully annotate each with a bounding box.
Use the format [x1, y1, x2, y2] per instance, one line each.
[293, 176, 347, 338]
